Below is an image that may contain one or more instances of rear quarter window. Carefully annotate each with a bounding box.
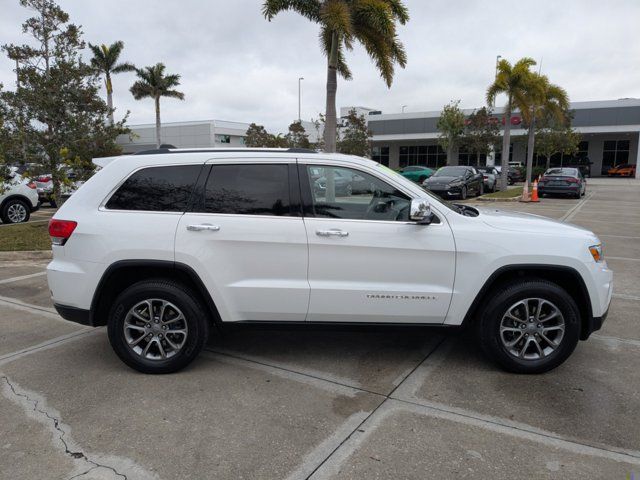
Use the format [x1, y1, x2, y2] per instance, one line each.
[105, 165, 202, 212]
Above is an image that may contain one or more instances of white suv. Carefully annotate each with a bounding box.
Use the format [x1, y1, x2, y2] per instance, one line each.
[46, 148, 613, 374]
[1, 168, 40, 223]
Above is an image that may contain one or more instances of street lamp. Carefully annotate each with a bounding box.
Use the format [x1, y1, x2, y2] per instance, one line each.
[298, 77, 304, 122]
[495, 55, 502, 78]
[401, 105, 407, 113]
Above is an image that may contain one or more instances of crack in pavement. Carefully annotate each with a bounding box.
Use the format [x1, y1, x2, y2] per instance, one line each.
[1, 375, 128, 480]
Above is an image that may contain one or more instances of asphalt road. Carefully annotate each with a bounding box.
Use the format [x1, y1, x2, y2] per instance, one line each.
[0, 182, 639, 479]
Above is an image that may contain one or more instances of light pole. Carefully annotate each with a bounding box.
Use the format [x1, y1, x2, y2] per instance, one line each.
[298, 77, 304, 122]
[401, 105, 407, 113]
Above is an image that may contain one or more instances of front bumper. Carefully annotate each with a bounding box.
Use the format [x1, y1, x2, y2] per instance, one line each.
[425, 185, 464, 197]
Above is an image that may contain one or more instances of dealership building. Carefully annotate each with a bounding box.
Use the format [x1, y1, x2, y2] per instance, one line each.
[116, 119, 250, 154]
[369, 98, 640, 177]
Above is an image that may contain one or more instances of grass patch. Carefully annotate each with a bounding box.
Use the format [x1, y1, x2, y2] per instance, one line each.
[0, 221, 51, 251]
[481, 186, 524, 199]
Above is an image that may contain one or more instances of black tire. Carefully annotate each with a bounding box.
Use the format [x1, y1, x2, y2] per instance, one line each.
[476, 279, 580, 374]
[49, 198, 57, 208]
[508, 177, 514, 186]
[107, 279, 210, 374]
[460, 186, 467, 200]
[1, 198, 31, 224]
[476, 182, 484, 197]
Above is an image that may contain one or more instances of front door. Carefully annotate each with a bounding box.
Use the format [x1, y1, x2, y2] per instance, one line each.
[175, 160, 309, 322]
[301, 163, 456, 324]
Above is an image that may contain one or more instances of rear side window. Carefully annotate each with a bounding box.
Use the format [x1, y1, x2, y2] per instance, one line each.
[202, 164, 290, 216]
[105, 165, 201, 211]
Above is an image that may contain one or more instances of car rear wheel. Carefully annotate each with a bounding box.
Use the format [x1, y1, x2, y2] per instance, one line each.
[1, 199, 30, 224]
[107, 279, 210, 374]
[477, 279, 580, 373]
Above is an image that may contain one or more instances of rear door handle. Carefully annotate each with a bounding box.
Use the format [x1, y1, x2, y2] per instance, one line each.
[316, 229, 349, 238]
[187, 224, 220, 232]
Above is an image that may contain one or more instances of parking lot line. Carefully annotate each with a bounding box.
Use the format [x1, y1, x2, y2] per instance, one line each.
[613, 293, 640, 301]
[0, 295, 60, 318]
[592, 334, 640, 348]
[0, 329, 96, 367]
[0, 271, 47, 285]
[560, 191, 594, 222]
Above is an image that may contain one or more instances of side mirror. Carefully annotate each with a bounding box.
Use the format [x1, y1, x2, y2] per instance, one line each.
[410, 199, 433, 224]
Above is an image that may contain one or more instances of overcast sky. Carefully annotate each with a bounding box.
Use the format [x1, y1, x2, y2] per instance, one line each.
[1, 0, 638, 133]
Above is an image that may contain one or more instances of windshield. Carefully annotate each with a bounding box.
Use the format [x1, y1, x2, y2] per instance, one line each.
[477, 167, 494, 173]
[434, 166, 467, 177]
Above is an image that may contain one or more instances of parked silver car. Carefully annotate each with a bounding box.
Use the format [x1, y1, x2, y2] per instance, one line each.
[477, 166, 499, 192]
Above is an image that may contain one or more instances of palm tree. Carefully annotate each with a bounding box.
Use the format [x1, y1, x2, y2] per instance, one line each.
[487, 57, 537, 191]
[130, 63, 185, 148]
[522, 74, 569, 193]
[262, 0, 408, 154]
[88, 41, 136, 125]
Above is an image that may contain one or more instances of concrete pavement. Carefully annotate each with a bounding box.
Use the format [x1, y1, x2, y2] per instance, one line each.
[0, 182, 639, 479]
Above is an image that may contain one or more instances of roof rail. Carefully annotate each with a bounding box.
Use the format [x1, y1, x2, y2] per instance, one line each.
[133, 147, 318, 156]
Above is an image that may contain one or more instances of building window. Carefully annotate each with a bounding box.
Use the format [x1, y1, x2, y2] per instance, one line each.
[534, 141, 589, 168]
[216, 134, 231, 144]
[458, 146, 487, 166]
[399, 145, 446, 169]
[602, 140, 630, 173]
[494, 144, 513, 164]
[371, 146, 390, 166]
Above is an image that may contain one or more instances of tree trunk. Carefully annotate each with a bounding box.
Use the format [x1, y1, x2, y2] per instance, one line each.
[323, 31, 339, 202]
[155, 96, 161, 148]
[476, 152, 480, 166]
[525, 109, 536, 196]
[546, 155, 551, 170]
[499, 99, 512, 191]
[106, 74, 114, 125]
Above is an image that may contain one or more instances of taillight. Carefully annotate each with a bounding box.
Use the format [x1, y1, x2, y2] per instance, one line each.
[37, 176, 51, 183]
[27, 181, 37, 189]
[48, 219, 77, 246]
[483, 175, 488, 179]
[566, 177, 579, 183]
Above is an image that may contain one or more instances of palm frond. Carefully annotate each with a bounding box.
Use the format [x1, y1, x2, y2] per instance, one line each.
[320, 0, 353, 40]
[112, 62, 136, 74]
[262, 0, 322, 21]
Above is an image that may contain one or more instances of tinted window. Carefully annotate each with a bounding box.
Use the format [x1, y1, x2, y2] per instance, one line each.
[106, 165, 201, 211]
[203, 164, 290, 216]
[306, 165, 410, 221]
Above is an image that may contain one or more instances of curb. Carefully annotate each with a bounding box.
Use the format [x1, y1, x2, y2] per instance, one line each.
[476, 196, 522, 202]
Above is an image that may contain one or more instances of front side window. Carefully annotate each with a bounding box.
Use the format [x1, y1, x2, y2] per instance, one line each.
[203, 164, 291, 216]
[306, 165, 410, 221]
[105, 165, 201, 211]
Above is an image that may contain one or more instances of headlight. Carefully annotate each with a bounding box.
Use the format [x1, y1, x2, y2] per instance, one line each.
[589, 244, 603, 262]
[449, 181, 463, 187]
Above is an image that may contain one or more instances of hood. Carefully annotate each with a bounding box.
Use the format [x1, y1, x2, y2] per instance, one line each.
[478, 207, 598, 240]
[426, 175, 461, 184]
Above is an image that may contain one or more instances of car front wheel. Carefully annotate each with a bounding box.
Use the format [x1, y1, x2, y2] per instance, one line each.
[460, 186, 467, 200]
[107, 280, 210, 374]
[477, 279, 580, 373]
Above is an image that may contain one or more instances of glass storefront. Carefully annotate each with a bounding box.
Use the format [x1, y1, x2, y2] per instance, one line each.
[399, 145, 447, 168]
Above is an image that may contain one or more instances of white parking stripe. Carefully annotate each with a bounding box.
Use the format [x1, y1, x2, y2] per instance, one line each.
[0, 295, 59, 317]
[0, 271, 47, 285]
[0, 329, 96, 367]
[613, 293, 640, 301]
[560, 191, 594, 222]
[606, 256, 640, 262]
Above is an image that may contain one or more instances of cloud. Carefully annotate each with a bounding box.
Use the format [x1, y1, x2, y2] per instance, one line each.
[1, 0, 638, 133]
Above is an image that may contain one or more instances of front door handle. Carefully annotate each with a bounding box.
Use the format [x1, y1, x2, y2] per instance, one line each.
[316, 229, 349, 238]
[187, 224, 220, 232]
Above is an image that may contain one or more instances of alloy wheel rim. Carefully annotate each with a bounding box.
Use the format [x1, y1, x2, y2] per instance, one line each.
[499, 298, 565, 360]
[7, 203, 27, 223]
[123, 299, 188, 361]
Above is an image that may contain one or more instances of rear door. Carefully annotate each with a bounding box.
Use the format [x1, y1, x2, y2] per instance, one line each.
[175, 159, 309, 323]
